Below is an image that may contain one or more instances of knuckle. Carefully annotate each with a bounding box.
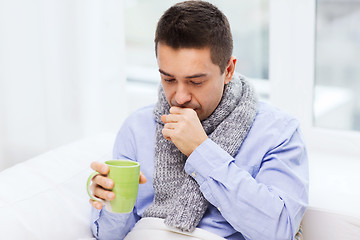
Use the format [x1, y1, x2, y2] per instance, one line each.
[90, 182, 97, 192]
[93, 175, 102, 184]
[174, 128, 180, 135]
[94, 187, 105, 198]
[93, 188, 102, 199]
[98, 176, 112, 189]
[90, 161, 98, 170]
[98, 175, 106, 184]
[93, 162, 103, 172]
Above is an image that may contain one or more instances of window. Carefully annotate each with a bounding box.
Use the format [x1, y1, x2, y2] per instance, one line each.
[314, 0, 360, 131]
[269, 0, 360, 157]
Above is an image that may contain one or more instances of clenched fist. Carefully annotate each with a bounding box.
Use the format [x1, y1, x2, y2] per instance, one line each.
[161, 106, 208, 156]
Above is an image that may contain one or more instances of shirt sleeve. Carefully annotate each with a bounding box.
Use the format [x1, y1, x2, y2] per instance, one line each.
[90, 115, 140, 239]
[184, 120, 309, 240]
[90, 208, 138, 240]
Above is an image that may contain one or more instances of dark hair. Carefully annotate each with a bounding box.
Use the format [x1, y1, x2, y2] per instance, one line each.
[155, 0, 233, 73]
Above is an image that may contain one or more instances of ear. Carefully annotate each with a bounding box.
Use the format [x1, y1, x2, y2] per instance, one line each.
[224, 56, 237, 84]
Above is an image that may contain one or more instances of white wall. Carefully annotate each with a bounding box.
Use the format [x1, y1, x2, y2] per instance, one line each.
[0, 0, 127, 170]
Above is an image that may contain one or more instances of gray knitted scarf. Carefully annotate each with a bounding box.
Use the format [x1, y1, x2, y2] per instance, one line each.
[143, 74, 258, 232]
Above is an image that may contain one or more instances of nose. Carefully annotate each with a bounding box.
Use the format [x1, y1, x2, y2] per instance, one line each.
[174, 84, 191, 106]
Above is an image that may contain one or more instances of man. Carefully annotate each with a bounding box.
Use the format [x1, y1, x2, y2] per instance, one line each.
[89, 1, 308, 239]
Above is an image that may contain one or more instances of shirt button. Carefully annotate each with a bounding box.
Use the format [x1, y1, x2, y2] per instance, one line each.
[191, 172, 197, 177]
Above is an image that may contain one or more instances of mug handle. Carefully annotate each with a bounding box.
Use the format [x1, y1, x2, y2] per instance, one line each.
[87, 172, 105, 203]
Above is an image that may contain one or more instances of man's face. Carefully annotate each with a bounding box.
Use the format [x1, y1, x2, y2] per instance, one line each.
[157, 43, 234, 121]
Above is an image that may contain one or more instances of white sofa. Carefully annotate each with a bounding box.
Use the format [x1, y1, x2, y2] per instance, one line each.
[0, 133, 359, 239]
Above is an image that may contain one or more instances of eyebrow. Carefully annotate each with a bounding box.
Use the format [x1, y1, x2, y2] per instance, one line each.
[159, 69, 174, 77]
[159, 69, 207, 79]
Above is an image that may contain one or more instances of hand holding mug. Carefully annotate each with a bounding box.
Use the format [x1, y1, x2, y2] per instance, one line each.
[88, 160, 147, 212]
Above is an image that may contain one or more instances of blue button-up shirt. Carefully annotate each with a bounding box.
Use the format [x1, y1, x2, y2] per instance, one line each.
[91, 101, 309, 240]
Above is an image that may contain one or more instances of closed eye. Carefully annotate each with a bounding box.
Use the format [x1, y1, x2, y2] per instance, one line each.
[163, 78, 176, 83]
[190, 81, 203, 85]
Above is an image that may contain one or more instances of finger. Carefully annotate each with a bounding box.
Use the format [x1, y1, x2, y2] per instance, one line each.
[93, 186, 115, 201]
[89, 199, 103, 210]
[170, 106, 193, 114]
[90, 162, 109, 175]
[170, 107, 197, 117]
[161, 114, 181, 123]
[164, 122, 177, 130]
[139, 172, 147, 184]
[93, 175, 114, 190]
[169, 106, 184, 114]
[162, 128, 173, 140]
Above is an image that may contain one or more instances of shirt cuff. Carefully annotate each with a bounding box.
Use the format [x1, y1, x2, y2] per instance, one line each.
[185, 138, 233, 186]
[90, 207, 132, 238]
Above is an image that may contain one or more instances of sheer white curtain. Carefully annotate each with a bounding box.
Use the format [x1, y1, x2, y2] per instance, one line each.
[0, 0, 126, 170]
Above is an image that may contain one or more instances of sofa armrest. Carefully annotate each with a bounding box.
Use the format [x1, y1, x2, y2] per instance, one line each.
[0, 133, 114, 239]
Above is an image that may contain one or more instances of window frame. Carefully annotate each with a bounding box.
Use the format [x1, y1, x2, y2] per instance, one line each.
[269, 0, 360, 157]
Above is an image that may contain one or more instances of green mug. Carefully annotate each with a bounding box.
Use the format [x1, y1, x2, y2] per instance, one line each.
[87, 159, 140, 213]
